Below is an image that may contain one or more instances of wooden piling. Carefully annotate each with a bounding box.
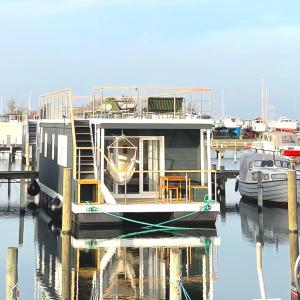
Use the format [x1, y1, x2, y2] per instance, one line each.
[289, 232, 299, 287]
[257, 171, 263, 212]
[62, 168, 72, 234]
[169, 248, 182, 300]
[61, 233, 71, 300]
[288, 170, 298, 233]
[6, 247, 18, 300]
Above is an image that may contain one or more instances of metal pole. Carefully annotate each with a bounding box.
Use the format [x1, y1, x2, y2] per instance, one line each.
[207, 129, 212, 199]
[78, 149, 81, 180]
[234, 140, 237, 163]
[257, 171, 263, 212]
[256, 242, 266, 300]
[185, 172, 188, 203]
[200, 129, 205, 186]
[173, 95, 176, 119]
[92, 91, 95, 118]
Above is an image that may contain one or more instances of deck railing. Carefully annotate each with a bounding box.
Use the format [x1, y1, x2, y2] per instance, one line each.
[76, 166, 217, 205]
[39, 87, 213, 121]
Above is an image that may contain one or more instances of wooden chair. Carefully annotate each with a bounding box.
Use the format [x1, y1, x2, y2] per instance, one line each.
[159, 184, 179, 203]
[190, 185, 207, 201]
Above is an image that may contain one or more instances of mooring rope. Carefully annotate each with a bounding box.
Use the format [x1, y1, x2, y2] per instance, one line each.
[179, 280, 192, 300]
[84, 194, 215, 249]
[85, 194, 214, 231]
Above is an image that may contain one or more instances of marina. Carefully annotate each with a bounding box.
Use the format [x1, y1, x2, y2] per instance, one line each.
[0, 87, 299, 299]
[2, 1, 300, 298]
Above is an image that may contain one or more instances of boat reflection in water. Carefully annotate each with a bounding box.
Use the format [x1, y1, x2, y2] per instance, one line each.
[34, 213, 220, 299]
[239, 198, 293, 245]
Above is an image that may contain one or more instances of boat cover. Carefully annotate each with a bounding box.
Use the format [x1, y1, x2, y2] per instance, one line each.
[239, 152, 290, 180]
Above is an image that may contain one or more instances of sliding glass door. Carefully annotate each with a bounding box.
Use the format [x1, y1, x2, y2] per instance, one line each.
[141, 138, 164, 194]
[105, 136, 164, 198]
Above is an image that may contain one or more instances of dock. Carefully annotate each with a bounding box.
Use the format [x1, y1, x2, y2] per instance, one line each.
[216, 169, 239, 179]
[209, 138, 254, 151]
[0, 170, 38, 181]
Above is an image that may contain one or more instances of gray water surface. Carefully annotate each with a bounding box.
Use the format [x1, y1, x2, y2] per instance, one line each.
[0, 155, 296, 299]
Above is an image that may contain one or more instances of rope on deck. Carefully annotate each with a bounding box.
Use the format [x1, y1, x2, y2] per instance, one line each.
[85, 194, 215, 231]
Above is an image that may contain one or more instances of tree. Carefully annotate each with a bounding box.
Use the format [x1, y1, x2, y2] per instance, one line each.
[7, 98, 17, 113]
[16, 104, 27, 114]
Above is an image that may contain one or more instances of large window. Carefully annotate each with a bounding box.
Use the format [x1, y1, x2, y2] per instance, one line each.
[51, 134, 55, 160]
[44, 133, 48, 157]
[57, 135, 68, 167]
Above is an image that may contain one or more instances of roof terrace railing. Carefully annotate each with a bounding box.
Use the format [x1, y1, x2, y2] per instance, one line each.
[39, 86, 213, 121]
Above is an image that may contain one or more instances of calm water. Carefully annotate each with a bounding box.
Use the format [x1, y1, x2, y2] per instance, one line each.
[0, 153, 297, 299]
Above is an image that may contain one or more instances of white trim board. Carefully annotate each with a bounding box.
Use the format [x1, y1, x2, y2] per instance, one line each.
[71, 236, 221, 249]
[72, 202, 220, 214]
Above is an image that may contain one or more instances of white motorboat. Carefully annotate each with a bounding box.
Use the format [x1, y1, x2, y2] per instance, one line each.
[252, 131, 300, 161]
[215, 116, 243, 129]
[237, 152, 300, 205]
[268, 116, 297, 132]
[251, 118, 267, 133]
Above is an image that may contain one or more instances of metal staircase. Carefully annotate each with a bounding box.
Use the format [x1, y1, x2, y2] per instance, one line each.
[28, 121, 37, 144]
[74, 120, 95, 180]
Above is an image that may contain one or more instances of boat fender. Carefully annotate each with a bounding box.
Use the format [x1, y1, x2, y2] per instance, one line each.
[48, 196, 62, 213]
[48, 219, 61, 235]
[235, 179, 239, 192]
[27, 201, 39, 213]
[217, 186, 225, 197]
[27, 179, 40, 196]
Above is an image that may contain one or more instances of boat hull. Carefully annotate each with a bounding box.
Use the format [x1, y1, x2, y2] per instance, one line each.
[238, 179, 300, 205]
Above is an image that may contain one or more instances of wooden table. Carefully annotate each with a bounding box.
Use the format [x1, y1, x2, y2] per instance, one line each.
[159, 175, 191, 202]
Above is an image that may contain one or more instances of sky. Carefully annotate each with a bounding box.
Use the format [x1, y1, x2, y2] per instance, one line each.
[0, 0, 300, 119]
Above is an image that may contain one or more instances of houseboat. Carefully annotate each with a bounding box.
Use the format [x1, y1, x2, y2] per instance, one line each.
[37, 87, 219, 227]
[0, 113, 25, 147]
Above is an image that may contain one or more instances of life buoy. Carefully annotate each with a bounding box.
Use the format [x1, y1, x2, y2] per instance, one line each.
[27, 179, 40, 196]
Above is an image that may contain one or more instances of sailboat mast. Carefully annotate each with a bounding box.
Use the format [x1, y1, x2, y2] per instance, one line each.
[265, 88, 268, 122]
[221, 88, 224, 117]
[28, 91, 31, 112]
[261, 79, 264, 122]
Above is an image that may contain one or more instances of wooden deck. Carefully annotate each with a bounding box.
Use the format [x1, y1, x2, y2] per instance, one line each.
[208, 138, 254, 151]
[114, 198, 203, 205]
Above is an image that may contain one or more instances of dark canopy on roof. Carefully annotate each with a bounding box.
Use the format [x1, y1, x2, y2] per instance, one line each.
[147, 97, 184, 112]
